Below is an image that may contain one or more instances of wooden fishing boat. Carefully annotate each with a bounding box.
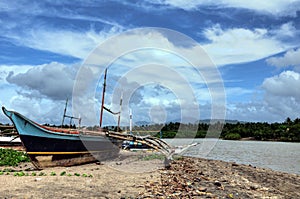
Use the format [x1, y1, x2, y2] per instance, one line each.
[2, 106, 119, 169]
[1, 69, 121, 169]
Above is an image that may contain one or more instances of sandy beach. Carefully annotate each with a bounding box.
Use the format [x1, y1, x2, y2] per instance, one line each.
[0, 150, 299, 199]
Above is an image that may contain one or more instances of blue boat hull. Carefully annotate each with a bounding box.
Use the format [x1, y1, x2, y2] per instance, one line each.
[19, 134, 116, 152]
[2, 107, 119, 168]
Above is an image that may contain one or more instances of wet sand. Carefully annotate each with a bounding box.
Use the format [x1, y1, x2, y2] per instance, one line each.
[0, 151, 299, 198]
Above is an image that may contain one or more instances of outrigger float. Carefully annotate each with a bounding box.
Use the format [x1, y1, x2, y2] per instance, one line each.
[2, 68, 177, 169]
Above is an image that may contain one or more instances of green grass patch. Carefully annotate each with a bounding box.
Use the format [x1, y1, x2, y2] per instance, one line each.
[60, 171, 66, 176]
[50, 172, 56, 176]
[141, 153, 165, 161]
[0, 167, 94, 177]
[13, 171, 25, 177]
[0, 148, 30, 166]
[39, 172, 46, 176]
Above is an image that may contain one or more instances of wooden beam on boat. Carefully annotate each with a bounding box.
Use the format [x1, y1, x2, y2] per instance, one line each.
[105, 131, 172, 155]
[0, 125, 14, 128]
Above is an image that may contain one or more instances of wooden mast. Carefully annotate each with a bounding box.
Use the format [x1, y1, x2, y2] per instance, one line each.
[61, 98, 68, 127]
[99, 68, 107, 128]
[99, 68, 122, 131]
[61, 98, 81, 128]
[117, 92, 123, 132]
[129, 109, 132, 135]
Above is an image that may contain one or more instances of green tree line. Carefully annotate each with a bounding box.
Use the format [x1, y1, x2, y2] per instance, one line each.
[154, 117, 300, 142]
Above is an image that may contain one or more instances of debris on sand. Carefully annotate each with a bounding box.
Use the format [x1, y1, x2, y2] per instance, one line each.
[140, 157, 300, 198]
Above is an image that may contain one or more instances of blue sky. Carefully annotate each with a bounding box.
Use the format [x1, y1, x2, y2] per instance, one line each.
[0, 0, 300, 126]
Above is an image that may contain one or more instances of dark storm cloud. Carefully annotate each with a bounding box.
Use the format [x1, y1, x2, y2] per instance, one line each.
[6, 62, 78, 100]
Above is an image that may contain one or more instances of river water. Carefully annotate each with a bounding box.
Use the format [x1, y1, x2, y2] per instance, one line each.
[165, 139, 300, 175]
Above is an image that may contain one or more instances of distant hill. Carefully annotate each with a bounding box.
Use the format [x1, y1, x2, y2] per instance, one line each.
[170, 118, 244, 124]
[196, 119, 244, 124]
[133, 119, 244, 126]
[135, 121, 150, 126]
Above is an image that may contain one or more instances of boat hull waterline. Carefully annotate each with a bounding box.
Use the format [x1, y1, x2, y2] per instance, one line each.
[2, 107, 119, 169]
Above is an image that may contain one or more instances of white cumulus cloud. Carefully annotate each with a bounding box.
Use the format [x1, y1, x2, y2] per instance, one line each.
[202, 24, 292, 66]
[266, 48, 300, 71]
[261, 70, 300, 118]
[262, 70, 300, 99]
[226, 71, 300, 122]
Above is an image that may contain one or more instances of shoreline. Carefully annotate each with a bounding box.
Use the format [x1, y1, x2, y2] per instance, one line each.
[0, 151, 299, 198]
[162, 137, 300, 143]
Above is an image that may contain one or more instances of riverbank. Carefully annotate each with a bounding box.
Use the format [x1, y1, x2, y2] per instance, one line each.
[0, 151, 299, 198]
